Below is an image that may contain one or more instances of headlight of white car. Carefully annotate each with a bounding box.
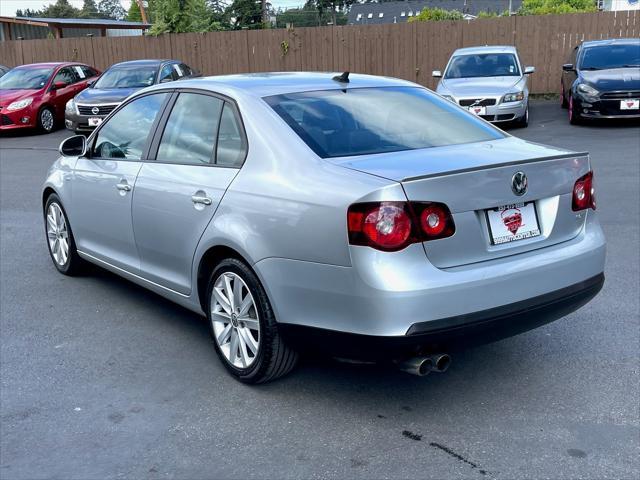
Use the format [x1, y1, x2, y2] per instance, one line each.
[6, 98, 34, 111]
[65, 99, 77, 115]
[577, 83, 599, 100]
[502, 91, 525, 103]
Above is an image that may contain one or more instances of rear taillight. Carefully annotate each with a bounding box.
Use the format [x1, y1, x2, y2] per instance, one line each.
[348, 201, 455, 251]
[572, 171, 596, 211]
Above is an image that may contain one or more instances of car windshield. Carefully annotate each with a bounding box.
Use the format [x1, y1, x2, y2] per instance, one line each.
[445, 53, 520, 79]
[0, 67, 53, 90]
[579, 44, 640, 70]
[265, 87, 504, 159]
[93, 66, 158, 89]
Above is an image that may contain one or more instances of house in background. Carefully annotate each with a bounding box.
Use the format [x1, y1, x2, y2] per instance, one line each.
[348, 0, 523, 24]
[599, 0, 640, 11]
[0, 16, 150, 41]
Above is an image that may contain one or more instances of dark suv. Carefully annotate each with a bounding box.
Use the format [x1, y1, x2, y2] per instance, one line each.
[65, 59, 198, 134]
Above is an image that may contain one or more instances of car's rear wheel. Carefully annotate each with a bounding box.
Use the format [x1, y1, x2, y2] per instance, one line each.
[38, 106, 55, 133]
[568, 95, 582, 125]
[207, 258, 298, 383]
[44, 194, 85, 275]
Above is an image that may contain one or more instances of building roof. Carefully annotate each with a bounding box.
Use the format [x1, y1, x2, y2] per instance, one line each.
[0, 16, 150, 29]
[348, 0, 522, 24]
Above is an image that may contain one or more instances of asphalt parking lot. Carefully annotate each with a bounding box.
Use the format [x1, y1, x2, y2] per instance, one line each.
[1, 99, 639, 480]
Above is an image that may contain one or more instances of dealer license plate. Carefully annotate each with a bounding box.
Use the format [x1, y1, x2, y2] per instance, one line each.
[468, 106, 486, 115]
[88, 117, 102, 127]
[486, 202, 541, 245]
[620, 99, 639, 110]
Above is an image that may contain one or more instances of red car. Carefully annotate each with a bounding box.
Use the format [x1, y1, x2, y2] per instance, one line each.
[0, 62, 100, 133]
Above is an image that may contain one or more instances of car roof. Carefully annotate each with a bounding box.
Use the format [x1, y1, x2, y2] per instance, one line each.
[451, 45, 518, 56]
[110, 59, 174, 68]
[581, 38, 640, 48]
[147, 72, 418, 98]
[13, 62, 84, 69]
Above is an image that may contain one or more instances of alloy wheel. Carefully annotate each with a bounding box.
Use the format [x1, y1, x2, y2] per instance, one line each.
[40, 108, 54, 132]
[211, 272, 260, 369]
[46, 203, 69, 266]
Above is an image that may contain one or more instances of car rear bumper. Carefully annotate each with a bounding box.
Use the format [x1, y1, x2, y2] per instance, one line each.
[256, 212, 605, 341]
[279, 273, 604, 359]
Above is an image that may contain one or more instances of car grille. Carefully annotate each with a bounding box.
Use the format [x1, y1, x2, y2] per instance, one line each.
[459, 98, 497, 107]
[77, 104, 118, 116]
[600, 91, 640, 100]
[1, 114, 14, 126]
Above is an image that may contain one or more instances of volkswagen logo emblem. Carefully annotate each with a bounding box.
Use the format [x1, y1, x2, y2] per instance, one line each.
[91, 106, 100, 115]
[511, 171, 528, 196]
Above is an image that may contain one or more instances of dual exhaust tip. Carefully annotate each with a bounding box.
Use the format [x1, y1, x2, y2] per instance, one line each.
[396, 353, 451, 377]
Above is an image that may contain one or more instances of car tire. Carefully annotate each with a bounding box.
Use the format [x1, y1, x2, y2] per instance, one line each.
[44, 193, 85, 276]
[207, 258, 298, 384]
[560, 83, 568, 109]
[38, 106, 55, 133]
[514, 105, 529, 128]
[568, 95, 582, 125]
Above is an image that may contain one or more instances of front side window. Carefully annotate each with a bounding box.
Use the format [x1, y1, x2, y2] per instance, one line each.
[92, 93, 168, 160]
[93, 66, 157, 89]
[53, 67, 77, 86]
[265, 87, 504, 159]
[579, 43, 640, 70]
[445, 53, 520, 79]
[0, 67, 53, 89]
[159, 64, 175, 83]
[157, 93, 224, 165]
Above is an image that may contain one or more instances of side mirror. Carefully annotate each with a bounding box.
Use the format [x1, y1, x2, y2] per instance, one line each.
[87, 78, 97, 87]
[53, 81, 68, 90]
[524, 66, 535, 74]
[59, 135, 87, 157]
[562, 63, 575, 72]
[432, 70, 442, 78]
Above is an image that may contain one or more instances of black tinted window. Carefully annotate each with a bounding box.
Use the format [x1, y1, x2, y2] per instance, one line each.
[92, 93, 168, 160]
[216, 103, 246, 167]
[157, 93, 224, 165]
[54, 67, 77, 85]
[579, 43, 640, 70]
[265, 87, 503, 159]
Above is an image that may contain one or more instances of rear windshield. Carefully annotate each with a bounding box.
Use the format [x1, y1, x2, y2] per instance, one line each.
[579, 44, 640, 70]
[93, 66, 158, 89]
[264, 87, 504, 158]
[445, 53, 520, 79]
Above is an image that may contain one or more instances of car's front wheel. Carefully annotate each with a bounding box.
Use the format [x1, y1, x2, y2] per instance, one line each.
[514, 104, 529, 128]
[44, 194, 85, 275]
[38, 106, 55, 133]
[568, 94, 583, 125]
[207, 258, 298, 383]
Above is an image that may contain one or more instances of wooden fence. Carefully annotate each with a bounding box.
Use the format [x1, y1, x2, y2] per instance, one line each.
[1, 11, 638, 94]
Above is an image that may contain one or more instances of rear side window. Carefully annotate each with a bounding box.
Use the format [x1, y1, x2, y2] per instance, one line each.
[92, 93, 168, 160]
[157, 93, 224, 165]
[264, 87, 504, 159]
[216, 103, 247, 167]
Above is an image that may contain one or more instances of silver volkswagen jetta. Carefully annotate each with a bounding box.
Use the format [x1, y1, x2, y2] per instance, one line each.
[43, 72, 605, 383]
[434, 46, 535, 127]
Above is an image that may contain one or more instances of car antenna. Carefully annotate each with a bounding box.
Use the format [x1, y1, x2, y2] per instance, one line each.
[332, 71, 350, 83]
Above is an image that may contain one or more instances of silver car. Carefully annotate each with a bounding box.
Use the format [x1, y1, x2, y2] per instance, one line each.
[43, 73, 605, 383]
[434, 46, 535, 127]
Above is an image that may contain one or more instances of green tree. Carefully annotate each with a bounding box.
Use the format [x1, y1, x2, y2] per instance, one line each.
[519, 0, 597, 14]
[149, 0, 222, 34]
[97, 0, 127, 20]
[38, 0, 81, 18]
[226, 0, 263, 29]
[126, 1, 143, 21]
[409, 7, 464, 22]
[80, 0, 101, 18]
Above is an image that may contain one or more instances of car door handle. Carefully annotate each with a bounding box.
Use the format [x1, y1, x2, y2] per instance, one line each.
[116, 183, 132, 192]
[191, 195, 212, 206]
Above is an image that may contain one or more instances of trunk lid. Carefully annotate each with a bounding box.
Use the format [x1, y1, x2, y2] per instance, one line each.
[335, 137, 590, 268]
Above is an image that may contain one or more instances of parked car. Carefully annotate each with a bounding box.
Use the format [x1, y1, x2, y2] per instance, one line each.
[44, 73, 605, 383]
[0, 62, 100, 133]
[561, 38, 640, 124]
[0, 64, 10, 78]
[433, 46, 535, 127]
[65, 59, 198, 134]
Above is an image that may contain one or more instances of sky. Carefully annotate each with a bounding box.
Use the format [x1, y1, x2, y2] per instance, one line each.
[0, 1, 308, 17]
